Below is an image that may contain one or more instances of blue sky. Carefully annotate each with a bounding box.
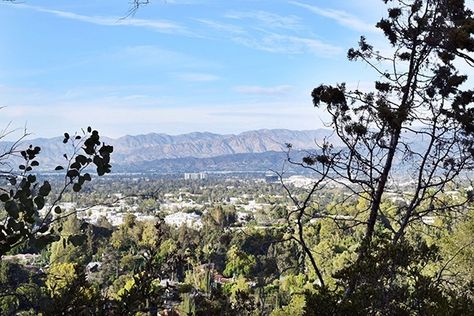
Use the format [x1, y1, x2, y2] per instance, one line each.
[1, 0, 391, 138]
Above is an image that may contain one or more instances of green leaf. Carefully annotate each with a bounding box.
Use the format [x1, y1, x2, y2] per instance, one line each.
[76, 155, 88, 165]
[30, 160, 39, 167]
[38, 224, 49, 233]
[54, 206, 62, 214]
[5, 200, 19, 219]
[67, 170, 79, 178]
[25, 215, 35, 224]
[34, 196, 45, 210]
[7, 218, 17, 230]
[55, 165, 64, 171]
[0, 193, 9, 202]
[70, 162, 81, 170]
[27, 174, 36, 183]
[38, 181, 51, 196]
[73, 183, 82, 192]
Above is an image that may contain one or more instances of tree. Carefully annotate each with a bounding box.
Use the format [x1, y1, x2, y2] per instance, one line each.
[224, 245, 256, 278]
[44, 262, 102, 314]
[46, 262, 81, 297]
[0, 260, 42, 314]
[283, 0, 474, 311]
[439, 208, 474, 288]
[0, 127, 113, 256]
[49, 214, 89, 265]
[271, 294, 306, 316]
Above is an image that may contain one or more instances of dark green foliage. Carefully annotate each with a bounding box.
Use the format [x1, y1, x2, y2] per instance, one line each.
[304, 238, 474, 315]
[0, 127, 113, 256]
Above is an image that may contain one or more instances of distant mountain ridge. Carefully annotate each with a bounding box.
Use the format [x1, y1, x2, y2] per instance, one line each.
[110, 129, 337, 163]
[0, 129, 338, 171]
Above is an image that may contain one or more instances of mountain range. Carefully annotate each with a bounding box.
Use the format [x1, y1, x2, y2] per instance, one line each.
[0, 129, 338, 173]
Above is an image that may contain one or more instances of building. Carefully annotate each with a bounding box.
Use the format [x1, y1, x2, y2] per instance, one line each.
[164, 211, 203, 229]
[184, 172, 208, 180]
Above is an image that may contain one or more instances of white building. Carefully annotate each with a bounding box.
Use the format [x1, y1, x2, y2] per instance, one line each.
[283, 176, 314, 188]
[184, 172, 208, 180]
[164, 212, 203, 229]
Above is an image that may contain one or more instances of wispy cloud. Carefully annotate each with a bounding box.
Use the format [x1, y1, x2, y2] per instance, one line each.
[195, 19, 246, 35]
[234, 85, 292, 96]
[195, 17, 341, 56]
[194, 8, 341, 57]
[105, 45, 220, 70]
[12, 3, 342, 57]
[233, 33, 341, 55]
[289, 1, 376, 33]
[14, 4, 188, 35]
[225, 10, 303, 30]
[163, 0, 200, 4]
[174, 72, 220, 82]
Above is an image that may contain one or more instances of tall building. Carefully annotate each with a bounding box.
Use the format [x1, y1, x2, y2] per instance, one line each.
[184, 172, 208, 180]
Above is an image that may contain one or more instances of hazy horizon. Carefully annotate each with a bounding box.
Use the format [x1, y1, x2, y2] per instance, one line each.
[0, 126, 334, 142]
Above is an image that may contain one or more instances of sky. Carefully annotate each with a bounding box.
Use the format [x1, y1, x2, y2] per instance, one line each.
[1, 0, 395, 138]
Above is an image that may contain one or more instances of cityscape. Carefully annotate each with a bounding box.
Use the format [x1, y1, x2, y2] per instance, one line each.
[1, 0, 474, 315]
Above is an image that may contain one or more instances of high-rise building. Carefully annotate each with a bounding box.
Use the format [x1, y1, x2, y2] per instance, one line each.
[184, 172, 208, 180]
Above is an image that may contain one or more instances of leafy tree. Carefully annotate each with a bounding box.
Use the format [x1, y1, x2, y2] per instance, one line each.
[44, 262, 101, 314]
[46, 262, 80, 297]
[439, 209, 474, 289]
[179, 293, 196, 316]
[224, 245, 256, 278]
[311, 0, 473, 245]
[0, 261, 43, 314]
[282, 0, 474, 311]
[49, 214, 90, 265]
[271, 294, 306, 316]
[0, 127, 113, 256]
